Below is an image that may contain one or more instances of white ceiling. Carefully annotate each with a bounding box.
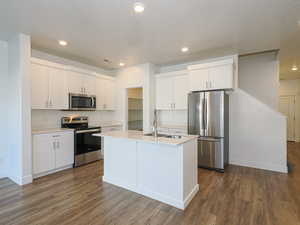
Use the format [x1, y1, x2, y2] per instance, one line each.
[0, 0, 300, 79]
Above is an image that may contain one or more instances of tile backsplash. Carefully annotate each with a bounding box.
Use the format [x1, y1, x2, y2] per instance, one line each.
[31, 110, 116, 129]
[157, 110, 187, 126]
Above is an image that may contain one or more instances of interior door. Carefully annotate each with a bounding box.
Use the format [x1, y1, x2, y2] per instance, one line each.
[205, 91, 224, 137]
[279, 96, 295, 141]
[31, 63, 50, 109]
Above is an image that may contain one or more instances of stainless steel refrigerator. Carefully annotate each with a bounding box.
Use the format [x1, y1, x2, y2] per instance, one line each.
[188, 91, 229, 172]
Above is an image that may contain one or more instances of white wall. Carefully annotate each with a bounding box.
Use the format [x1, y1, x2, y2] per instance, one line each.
[279, 79, 300, 142]
[0, 40, 9, 178]
[238, 52, 280, 110]
[7, 34, 32, 185]
[115, 64, 156, 133]
[229, 89, 287, 173]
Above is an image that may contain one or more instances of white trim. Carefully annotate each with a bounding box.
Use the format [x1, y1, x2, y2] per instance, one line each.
[33, 164, 73, 179]
[230, 159, 288, 173]
[155, 70, 188, 78]
[103, 176, 199, 210]
[31, 57, 114, 80]
[183, 184, 199, 209]
[9, 174, 33, 186]
[188, 58, 234, 70]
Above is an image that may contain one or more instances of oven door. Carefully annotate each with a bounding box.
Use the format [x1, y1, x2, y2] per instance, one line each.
[69, 93, 96, 110]
[75, 128, 101, 167]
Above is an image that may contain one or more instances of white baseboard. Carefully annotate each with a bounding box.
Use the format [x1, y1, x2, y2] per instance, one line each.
[33, 164, 73, 179]
[9, 174, 33, 186]
[229, 158, 288, 173]
[103, 176, 199, 210]
[183, 184, 199, 209]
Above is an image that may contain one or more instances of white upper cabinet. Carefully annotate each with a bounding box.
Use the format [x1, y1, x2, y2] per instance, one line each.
[173, 74, 190, 109]
[67, 70, 96, 95]
[31, 60, 68, 110]
[49, 66, 68, 110]
[156, 71, 189, 110]
[156, 76, 174, 110]
[68, 70, 84, 94]
[188, 58, 235, 91]
[96, 76, 116, 110]
[31, 62, 50, 109]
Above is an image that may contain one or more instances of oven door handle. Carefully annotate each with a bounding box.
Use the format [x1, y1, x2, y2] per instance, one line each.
[76, 129, 101, 134]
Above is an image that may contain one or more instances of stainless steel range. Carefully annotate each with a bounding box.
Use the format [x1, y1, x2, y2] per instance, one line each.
[61, 116, 101, 167]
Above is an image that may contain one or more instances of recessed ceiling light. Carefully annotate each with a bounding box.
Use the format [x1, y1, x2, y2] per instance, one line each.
[58, 40, 68, 46]
[181, 47, 189, 53]
[134, 2, 145, 13]
[292, 65, 298, 71]
[119, 62, 125, 67]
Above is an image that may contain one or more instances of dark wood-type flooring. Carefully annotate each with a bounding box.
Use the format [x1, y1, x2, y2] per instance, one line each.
[1, 142, 300, 225]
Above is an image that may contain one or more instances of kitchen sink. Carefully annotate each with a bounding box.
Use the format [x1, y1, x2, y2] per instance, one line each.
[144, 133, 182, 139]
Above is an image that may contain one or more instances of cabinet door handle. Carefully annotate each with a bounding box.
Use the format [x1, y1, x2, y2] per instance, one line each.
[53, 141, 56, 150]
[173, 103, 175, 109]
[57, 141, 60, 149]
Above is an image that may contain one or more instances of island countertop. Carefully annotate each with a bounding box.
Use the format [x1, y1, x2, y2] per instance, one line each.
[93, 130, 197, 146]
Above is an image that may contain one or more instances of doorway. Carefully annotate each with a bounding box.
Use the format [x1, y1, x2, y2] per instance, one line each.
[127, 88, 143, 131]
[279, 96, 295, 142]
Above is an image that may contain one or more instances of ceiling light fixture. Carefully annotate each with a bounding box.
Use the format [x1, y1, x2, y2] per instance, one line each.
[58, 40, 68, 46]
[119, 62, 125, 67]
[181, 47, 189, 53]
[134, 2, 145, 13]
[292, 65, 298, 71]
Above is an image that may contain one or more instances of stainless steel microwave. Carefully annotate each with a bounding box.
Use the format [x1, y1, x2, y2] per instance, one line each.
[69, 93, 96, 111]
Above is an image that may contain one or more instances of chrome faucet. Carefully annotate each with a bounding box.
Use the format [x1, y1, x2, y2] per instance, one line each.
[153, 109, 158, 138]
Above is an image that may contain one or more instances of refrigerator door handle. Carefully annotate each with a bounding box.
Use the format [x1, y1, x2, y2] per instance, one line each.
[200, 97, 205, 131]
[204, 97, 207, 131]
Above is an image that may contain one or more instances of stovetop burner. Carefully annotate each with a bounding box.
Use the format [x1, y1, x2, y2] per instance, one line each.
[61, 116, 100, 130]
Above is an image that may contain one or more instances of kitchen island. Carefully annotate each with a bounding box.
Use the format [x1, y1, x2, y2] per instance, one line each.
[94, 130, 199, 210]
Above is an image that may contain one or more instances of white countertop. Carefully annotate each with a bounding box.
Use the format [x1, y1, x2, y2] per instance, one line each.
[158, 124, 187, 130]
[89, 121, 123, 128]
[32, 128, 74, 135]
[93, 130, 197, 146]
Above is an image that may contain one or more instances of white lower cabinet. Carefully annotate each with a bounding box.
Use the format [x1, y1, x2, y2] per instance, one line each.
[33, 131, 74, 178]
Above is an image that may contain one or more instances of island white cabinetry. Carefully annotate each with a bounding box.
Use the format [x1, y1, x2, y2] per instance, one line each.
[97, 131, 198, 210]
[156, 71, 189, 110]
[96, 76, 116, 110]
[31, 59, 68, 110]
[32, 130, 74, 178]
[188, 58, 235, 91]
